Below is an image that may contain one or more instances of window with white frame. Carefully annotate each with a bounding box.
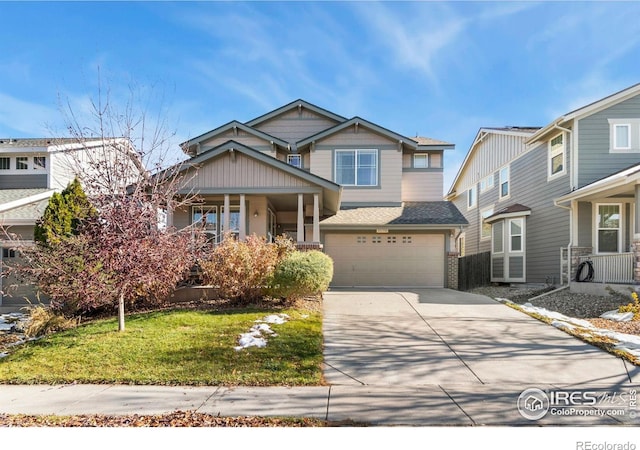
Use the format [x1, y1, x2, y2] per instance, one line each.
[509, 218, 523, 252]
[499, 166, 510, 199]
[492, 221, 503, 254]
[0, 157, 9, 170]
[596, 204, 621, 253]
[549, 133, 565, 178]
[287, 154, 302, 168]
[16, 157, 28, 170]
[221, 205, 241, 234]
[335, 149, 378, 186]
[413, 153, 428, 168]
[481, 207, 494, 240]
[480, 174, 494, 192]
[33, 156, 46, 170]
[614, 124, 631, 150]
[467, 185, 477, 209]
[192, 205, 218, 237]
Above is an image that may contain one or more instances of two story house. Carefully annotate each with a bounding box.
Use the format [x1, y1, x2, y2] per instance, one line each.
[447, 82, 640, 287]
[171, 99, 467, 288]
[0, 137, 137, 306]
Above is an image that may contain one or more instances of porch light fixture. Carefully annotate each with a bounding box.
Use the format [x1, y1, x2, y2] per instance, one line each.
[254, 210, 259, 217]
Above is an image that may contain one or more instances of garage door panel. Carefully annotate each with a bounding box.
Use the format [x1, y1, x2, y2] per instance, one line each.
[325, 233, 444, 288]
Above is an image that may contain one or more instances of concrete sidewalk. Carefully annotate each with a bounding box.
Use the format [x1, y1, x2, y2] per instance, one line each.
[1, 383, 639, 426]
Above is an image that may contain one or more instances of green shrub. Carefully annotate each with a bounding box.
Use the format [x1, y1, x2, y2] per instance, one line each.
[266, 250, 333, 300]
[200, 234, 280, 302]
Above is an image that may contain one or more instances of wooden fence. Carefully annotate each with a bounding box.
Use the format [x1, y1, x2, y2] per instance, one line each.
[457, 251, 491, 291]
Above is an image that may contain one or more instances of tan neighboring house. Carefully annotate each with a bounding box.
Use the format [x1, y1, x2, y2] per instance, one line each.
[172, 100, 467, 288]
[0, 137, 135, 306]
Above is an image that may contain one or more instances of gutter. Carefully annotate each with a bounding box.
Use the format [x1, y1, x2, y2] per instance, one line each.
[553, 199, 573, 286]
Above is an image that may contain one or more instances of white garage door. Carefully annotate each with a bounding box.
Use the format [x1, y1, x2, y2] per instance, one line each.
[324, 233, 445, 287]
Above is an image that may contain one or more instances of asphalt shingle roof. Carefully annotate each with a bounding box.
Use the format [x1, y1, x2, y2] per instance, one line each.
[320, 201, 468, 226]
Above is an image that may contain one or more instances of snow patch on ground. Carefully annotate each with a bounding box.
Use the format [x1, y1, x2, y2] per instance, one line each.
[498, 298, 640, 359]
[234, 313, 290, 351]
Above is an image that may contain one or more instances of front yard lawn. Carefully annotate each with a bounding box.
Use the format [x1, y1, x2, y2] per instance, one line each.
[0, 308, 323, 386]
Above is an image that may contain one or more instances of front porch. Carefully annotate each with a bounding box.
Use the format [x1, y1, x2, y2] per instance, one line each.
[562, 247, 635, 284]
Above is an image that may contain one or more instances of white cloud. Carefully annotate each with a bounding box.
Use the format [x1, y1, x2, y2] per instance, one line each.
[0, 92, 59, 136]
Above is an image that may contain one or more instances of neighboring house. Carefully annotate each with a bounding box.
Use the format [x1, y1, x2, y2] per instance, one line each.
[446, 82, 640, 287]
[0, 137, 136, 305]
[172, 99, 467, 288]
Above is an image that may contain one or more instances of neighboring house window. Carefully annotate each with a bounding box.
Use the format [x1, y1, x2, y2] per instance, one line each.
[492, 221, 504, 254]
[481, 207, 494, 240]
[609, 119, 640, 153]
[509, 218, 524, 252]
[0, 157, 9, 170]
[614, 124, 631, 150]
[548, 133, 565, 178]
[16, 157, 28, 170]
[467, 185, 477, 209]
[413, 153, 428, 168]
[2, 248, 16, 258]
[480, 174, 494, 193]
[33, 156, 46, 170]
[596, 204, 621, 253]
[335, 149, 378, 186]
[287, 154, 302, 168]
[499, 166, 510, 199]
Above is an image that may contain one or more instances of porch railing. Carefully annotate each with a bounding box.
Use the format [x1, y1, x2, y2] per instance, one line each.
[577, 253, 634, 284]
[295, 242, 323, 252]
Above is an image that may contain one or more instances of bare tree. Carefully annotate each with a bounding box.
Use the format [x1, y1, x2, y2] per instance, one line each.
[22, 79, 207, 331]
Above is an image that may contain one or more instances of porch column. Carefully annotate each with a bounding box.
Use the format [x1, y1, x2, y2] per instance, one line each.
[239, 194, 246, 241]
[297, 193, 304, 243]
[223, 194, 230, 238]
[313, 193, 320, 242]
[634, 185, 640, 283]
[166, 204, 174, 228]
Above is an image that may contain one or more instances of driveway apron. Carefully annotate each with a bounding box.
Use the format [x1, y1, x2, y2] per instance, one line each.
[322, 289, 640, 387]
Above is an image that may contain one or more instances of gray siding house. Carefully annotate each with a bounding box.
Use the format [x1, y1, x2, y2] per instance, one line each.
[447, 82, 640, 286]
[173, 99, 467, 288]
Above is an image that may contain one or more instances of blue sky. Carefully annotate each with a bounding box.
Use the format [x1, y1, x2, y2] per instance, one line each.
[1, 1, 640, 193]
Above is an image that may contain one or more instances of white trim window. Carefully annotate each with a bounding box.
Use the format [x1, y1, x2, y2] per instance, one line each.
[509, 218, 524, 252]
[193, 205, 218, 240]
[413, 153, 428, 168]
[499, 166, 510, 200]
[609, 119, 640, 153]
[548, 133, 565, 179]
[613, 124, 631, 150]
[0, 157, 9, 170]
[287, 154, 302, 168]
[492, 221, 504, 254]
[467, 185, 477, 209]
[481, 207, 494, 240]
[596, 203, 621, 253]
[16, 156, 28, 170]
[480, 174, 494, 193]
[335, 149, 378, 186]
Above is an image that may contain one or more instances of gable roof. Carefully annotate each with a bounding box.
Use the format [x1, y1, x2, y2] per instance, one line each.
[485, 203, 532, 224]
[446, 127, 540, 198]
[180, 121, 290, 156]
[320, 201, 467, 229]
[245, 99, 347, 128]
[526, 82, 640, 144]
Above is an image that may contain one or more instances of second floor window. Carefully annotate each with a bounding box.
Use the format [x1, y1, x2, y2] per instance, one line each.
[549, 133, 565, 178]
[499, 166, 510, 199]
[0, 157, 9, 170]
[34, 156, 46, 170]
[413, 153, 428, 168]
[335, 149, 378, 186]
[287, 154, 302, 168]
[467, 185, 477, 209]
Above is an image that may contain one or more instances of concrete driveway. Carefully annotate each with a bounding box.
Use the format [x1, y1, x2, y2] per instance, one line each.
[322, 289, 640, 386]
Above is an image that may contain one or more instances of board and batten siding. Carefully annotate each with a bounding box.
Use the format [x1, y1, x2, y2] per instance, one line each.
[456, 133, 529, 192]
[254, 109, 339, 143]
[199, 130, 272, 153]
[509, 141, 571, 284]
[181, 152, 313, 190]
[577, 93, 640, 188]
